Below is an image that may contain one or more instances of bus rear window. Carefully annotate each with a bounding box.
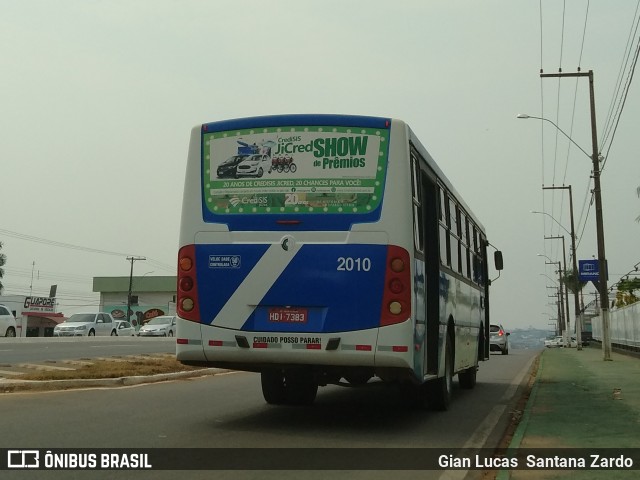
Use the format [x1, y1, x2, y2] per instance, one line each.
[202, 125, 389, 215]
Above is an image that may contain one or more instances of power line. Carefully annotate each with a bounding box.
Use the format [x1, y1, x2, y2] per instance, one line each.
[600, 0, 640, 152]
[0, 228, 174, 272]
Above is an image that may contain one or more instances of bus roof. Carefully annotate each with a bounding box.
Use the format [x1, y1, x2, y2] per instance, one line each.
[202, 114, 391, 132]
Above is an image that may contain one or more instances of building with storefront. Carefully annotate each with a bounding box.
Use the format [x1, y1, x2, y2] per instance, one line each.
[92, 276, 177, 328]
[0, 294, 66, 337]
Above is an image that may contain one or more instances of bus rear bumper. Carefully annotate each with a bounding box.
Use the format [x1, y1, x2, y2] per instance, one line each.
[176, 318, 415, 372]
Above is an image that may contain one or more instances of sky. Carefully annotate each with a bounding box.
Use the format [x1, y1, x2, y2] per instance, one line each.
[1, 0, 639, 331]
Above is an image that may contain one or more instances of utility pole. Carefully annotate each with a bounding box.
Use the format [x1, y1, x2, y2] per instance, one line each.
[546, 261, 566, 333]
[543, 185, 582, 349]
[548, 289, 563, 335]
[547, 287, 562, 335]
[545, 236, 571, 343]
[540, 70, 611, 360]
[126, 256, 146, 325]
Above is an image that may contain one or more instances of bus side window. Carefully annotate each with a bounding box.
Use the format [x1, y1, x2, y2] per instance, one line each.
[449, 197, 459, 273]
[438, 186, 449, 266]
[463, 215, 471, 279]
[411, 156, 423, 253]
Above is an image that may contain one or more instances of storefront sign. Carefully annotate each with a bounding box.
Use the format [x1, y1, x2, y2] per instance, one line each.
[23, 297, 56, 314]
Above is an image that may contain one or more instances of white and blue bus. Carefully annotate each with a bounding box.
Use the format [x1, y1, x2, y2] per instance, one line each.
[177, 114, 502, 409]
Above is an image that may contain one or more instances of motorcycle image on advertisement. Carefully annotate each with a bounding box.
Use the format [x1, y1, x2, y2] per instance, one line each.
[269, 155, 297, 173]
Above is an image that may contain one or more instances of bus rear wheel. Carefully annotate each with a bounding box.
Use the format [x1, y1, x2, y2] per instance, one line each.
[261, 370, 318, 406]
[458, 366, 477, 389]
[428, 334, 453, 410]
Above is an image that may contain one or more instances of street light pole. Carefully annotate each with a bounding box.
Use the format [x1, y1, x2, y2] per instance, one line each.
[126, 256, 146, 326]
[539, 70, 610, 360]
[543, 185, 583, 350]
[545, 235, 571, 340]
[520, 69, 611, 360]
[538, 255, 566, 334]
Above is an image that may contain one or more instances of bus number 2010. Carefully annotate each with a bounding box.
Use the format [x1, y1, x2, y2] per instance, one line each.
[337, 257, 371, 272]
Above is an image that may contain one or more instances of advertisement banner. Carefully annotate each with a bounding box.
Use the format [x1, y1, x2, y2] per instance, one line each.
[203, 125, 389, 215]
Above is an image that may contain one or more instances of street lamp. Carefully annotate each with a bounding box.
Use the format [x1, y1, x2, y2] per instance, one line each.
[540, 184, 583, 350]
[538, 254, 567, 335]
[530, 210, 572, 236]
[544, 236, 572, 341]
[516, 114, 592, 159]
[532, 209, 581, 348]
[519, 105, 611, 360]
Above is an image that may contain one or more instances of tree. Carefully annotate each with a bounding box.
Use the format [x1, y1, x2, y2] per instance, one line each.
[615, 278, 640, 307]
[561, 269, 587, 295]
[0, 241, 5, 294]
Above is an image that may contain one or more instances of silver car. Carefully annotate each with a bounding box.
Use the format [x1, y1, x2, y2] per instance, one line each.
[138, 316, 176, 337]
[489, 324, 509, 355]
[53, 312, 117, 337]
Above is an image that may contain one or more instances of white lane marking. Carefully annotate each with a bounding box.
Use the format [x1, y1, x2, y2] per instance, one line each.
[90, 345, 139, 348]
[437, 355, 537, 480]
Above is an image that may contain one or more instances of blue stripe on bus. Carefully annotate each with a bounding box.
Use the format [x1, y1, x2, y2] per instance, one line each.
[194, 243, 387, 333]
[202, 114, 391, 133]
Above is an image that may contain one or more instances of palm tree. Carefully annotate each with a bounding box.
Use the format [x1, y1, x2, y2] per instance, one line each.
[0, 241, 6, 293]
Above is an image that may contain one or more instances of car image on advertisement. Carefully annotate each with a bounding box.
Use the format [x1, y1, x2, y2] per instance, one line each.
[216, 155, 246, 178]
[138, 315, 176, 337]
[53, 312, 117, 337]
[489, 324, 510, 355]
[235, 154, 270, 178]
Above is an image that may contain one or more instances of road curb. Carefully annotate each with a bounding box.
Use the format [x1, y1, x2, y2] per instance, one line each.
[494, 352, 544, 480]
[0, 368, 227, 393]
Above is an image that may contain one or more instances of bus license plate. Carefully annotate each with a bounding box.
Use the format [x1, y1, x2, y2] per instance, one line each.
[268, 308, 308, 324]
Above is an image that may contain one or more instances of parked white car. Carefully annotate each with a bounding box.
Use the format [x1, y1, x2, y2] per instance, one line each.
[114, 320, 136, 336]
[0, 304, 17, 337]
[544, 335, 577, 348]
[138, 315, 176, 337]
[544, 336, 564, 348]
[53, 312, 118, 337]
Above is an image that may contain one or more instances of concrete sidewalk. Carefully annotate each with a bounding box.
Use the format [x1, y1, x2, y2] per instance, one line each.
[503, 344, 640, 479]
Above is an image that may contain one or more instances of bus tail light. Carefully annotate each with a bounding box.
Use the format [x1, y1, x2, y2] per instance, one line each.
[177, 244, 201, 322]
[380, 245, 411, 327]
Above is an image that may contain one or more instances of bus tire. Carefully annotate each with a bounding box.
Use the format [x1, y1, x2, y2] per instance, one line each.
[458, 366, 477, 389]
[261, 370, 287, 405]
[428, 334, 453, 410]
[261, 370, 317, 406]
[287, 376, 318, 406]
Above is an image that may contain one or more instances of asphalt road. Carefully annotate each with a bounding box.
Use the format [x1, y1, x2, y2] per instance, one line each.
[0, 337, 175, 364]
[0, 348, 539, 480]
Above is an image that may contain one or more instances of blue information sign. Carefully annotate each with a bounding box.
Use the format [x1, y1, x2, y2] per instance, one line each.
[578, 259, 600, 281]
